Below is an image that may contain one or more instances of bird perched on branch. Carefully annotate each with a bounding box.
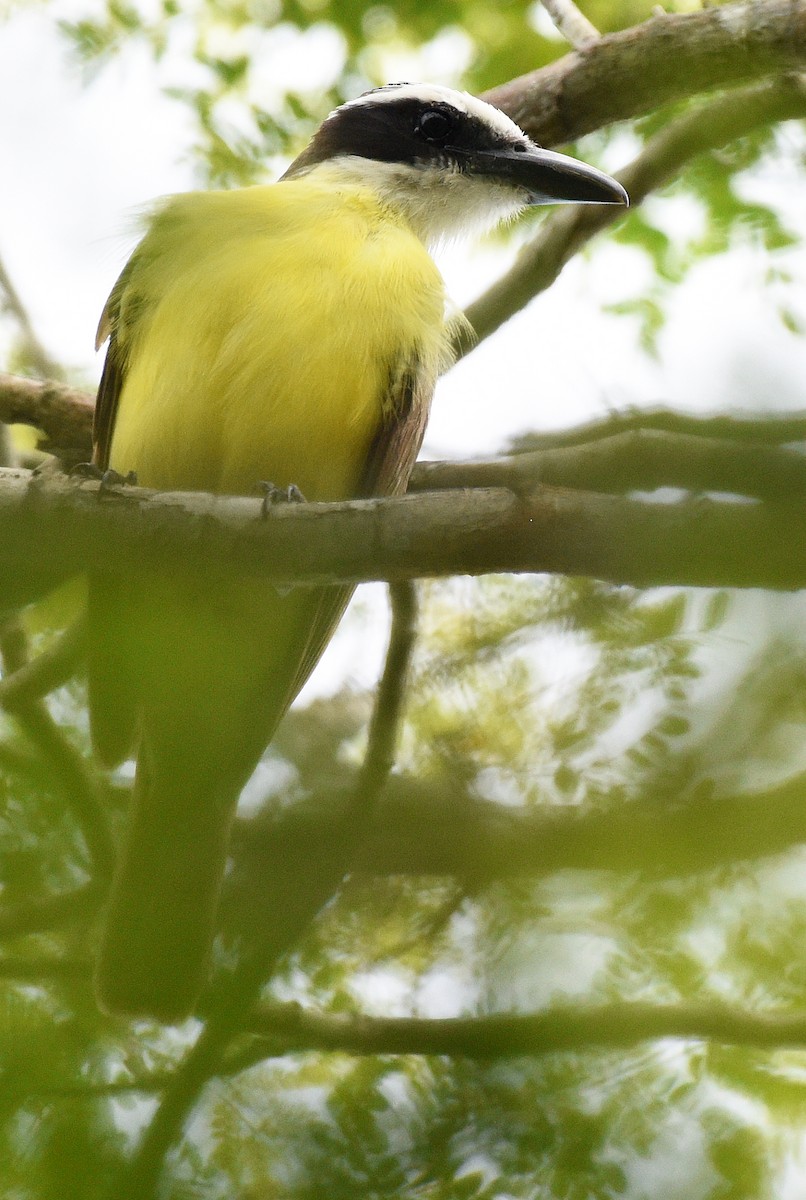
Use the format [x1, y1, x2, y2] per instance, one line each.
[90, 82, 627, 1022]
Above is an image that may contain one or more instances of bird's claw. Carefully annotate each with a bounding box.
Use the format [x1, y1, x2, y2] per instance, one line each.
[70, 462, 103, 481]
[71, 463, 138, 499]
[259, 481, 306, 518]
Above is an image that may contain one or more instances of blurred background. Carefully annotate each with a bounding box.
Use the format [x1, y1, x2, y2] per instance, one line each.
[2, 0, 806, 1196]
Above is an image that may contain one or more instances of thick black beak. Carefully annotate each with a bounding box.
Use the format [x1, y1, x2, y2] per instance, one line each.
[468, 144, 629, 207]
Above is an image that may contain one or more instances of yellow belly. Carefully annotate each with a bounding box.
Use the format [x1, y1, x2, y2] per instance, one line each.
[109, 179, 448, 500]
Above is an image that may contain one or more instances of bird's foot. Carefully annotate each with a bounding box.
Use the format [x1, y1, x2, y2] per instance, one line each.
[259, 480, 306, 519]
[71, 463, 138, 499]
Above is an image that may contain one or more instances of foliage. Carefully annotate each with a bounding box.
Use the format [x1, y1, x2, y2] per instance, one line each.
[2, 0, 806, 1196]
[54, 0, 650, 180]
[4, 579, 806, 1197]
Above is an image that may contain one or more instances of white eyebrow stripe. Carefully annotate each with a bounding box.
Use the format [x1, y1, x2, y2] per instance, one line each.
[340, 84, 527, 144]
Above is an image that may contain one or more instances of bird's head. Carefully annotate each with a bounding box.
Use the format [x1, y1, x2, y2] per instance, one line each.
[282, 82, 628, 245]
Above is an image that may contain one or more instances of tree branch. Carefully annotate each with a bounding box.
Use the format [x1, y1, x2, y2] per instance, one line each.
[0, 618, 113, 880]
[354, 582, 417, 803]
[0, 619, 87, 710]
[37, 999, 806, 1095]
[243, 999, 806, 1059]
[484, 0, 806, 146]
[0, 256, 63, 382]
[540, 0, 600, 50]
[232, 768, 806, 887]
[0, 373, 93, 460]
[2, 762, 799, 948]
[2, 467, 806, 596]
[0, 955, 91, 982]
[0, 884, 100, 940]
[468, 73, 806, 346]
[412, 431, 806, 502]
[21, 1075, 174, 1101]
[5, 372, 806, 496]
[502, 407, 806, 448]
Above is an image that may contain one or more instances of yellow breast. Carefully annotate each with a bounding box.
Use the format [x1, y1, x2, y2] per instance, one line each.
[108, 179, 448, 501]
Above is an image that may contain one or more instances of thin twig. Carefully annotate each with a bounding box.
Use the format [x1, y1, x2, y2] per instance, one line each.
[466, 74, 806, 349]
[117, 1020, 238, 1199]
[0, 955, 92, 981]
[19, 1074, 174, 1100]
[541, 0, 600, 48]
[5, 370, 806, 487]
[0, 618, 87, 710]
[411, 430, 806, 501]
[353, 582, 417, 809]
[0, 884, 100, 940]
[0, 618, 114, 880]
[0, 255, 63, 381]
[498, 407, 806, 449]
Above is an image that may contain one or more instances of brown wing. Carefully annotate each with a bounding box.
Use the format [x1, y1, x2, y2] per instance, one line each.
[358, 360, 434, 499]
[92, 260, 136, 469]
[93, 342, 124, 471]
[275, 358, 435, 711]
[88, 271, 138, 762]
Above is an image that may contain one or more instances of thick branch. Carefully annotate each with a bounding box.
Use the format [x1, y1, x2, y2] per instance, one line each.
[484, 0, 806, 145]
[245, 1000, 806, 1059]
[0, 373, 93, 459]
[233, 770, 806, 885]
[2, 467, 806, 595]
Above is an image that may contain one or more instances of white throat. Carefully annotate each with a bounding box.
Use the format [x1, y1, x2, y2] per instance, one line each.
[308, 156, 528, 248]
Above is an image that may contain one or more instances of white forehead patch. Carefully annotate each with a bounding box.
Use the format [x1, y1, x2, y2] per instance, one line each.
[341, 83, 527, 144]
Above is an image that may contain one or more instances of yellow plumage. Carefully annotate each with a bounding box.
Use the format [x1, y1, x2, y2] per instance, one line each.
[108, 175, 448, 498]
[91, 81, 626, 1022]
[92, 170, 452, 1022]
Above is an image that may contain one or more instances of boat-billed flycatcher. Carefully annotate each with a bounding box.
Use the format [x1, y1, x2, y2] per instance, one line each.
[91, 82, 627, 1021]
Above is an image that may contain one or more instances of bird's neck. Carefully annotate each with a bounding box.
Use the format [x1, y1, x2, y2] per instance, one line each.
[295, 158, 526, 249]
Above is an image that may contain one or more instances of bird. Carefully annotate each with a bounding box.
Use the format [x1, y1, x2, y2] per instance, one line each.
[90, 82, 628, 1022]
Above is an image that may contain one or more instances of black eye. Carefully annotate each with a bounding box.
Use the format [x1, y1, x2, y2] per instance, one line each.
[415, 108, 456, 144]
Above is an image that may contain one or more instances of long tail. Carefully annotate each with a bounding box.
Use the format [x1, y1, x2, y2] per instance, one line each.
[95, 747, 239, 1022]
[92, 578, 353, 1022]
